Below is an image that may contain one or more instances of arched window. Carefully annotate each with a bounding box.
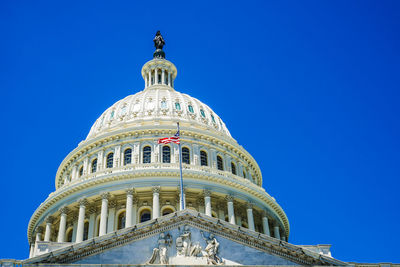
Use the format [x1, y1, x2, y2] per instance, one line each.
[217, 155, 224, 171]
[140, 210, 151, 223]
[117, 211, 126, 230]
[83, 221, 89, 241]
[182, 147, 190, 164]
[188, 105, 194, 113]
[143, 146, 151, 163]
[200, 151, 208, 166]
[231, 162, 237, 175]
[79, 166, 83, 177]
[162, 208, 174, 216]
[162, 146, 171, 163]
[66, 229, 73, 242]
[175, 102, 181, 110]
[91, 159, 97, 173]
[106, 153, 114, 168]
[124, 148, 132, 165]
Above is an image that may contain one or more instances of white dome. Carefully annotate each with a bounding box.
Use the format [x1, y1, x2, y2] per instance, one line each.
[86, 85, 232, 140]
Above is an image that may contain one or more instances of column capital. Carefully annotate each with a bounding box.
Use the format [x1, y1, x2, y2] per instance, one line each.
[126, 188, 135, 195]
[101, 192, 110, 200]
[132, 196, 139, 204]
[246, 202, 254, 210]
[59, 206, 69, 214]
[203, 189, 212, 197]
[152, 186, 161, 194]
[36, 226, 44, 234]
[45, 216, 54, 224]
[78, 198, 89, 207]
[261, 210, 268, 218]
[225, 194, 234, 202]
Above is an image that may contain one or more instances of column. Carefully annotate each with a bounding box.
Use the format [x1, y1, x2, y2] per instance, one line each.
[125, 189, 134, 228]
[97, 150, 104, 171]
[57, 206, 69, 242]
[236, 214, 242, 226]
[217, 203, 225, 220]
[71, 165, 78, 180]
[145, 71, 148, 87]
[76, 198, 88, 243]
[87, 206, 96, 239]
[152, 186, 161, 219]
[155, 68, 158, 84]
[204, 189, 212, 216]
[44, 216, 53, 241]
[71, 217, 78, 242]
[262, 211, 271, 236]
[83, 157, 89, 175]
[148, 70, 151, 86]
[246, 202, 255, 231]
[107, 200, 117, 233]
[161, 69, 165, 85]
[168, 71, 171, 86]
[274, 225, 281, 240]
[29, 244, 34, 258]
[99, 192, 109, 236]
[226, 195, 236, 224]
[35, 226, 44, 242]
[114, 145, 121, 167]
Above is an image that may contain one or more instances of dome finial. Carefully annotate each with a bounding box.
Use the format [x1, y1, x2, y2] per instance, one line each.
[153, 31, 165, 59]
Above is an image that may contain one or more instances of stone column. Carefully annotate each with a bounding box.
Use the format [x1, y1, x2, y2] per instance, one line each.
[217, 203, 225, 220]
[114, 145, 121, 167]
[226, 195, 236, 225]
[161, 69, 165, 85]
[99, 192, 109, 236]
[83, 157, 89, 176]
[204, 189, 212, 216]
[107, 200, 117, 233]
[155, 68, 158, 84]
[152, 186, 161, 219]
[29, 244, 34, 258]
[246, 202, 255, 231]
[168, 72, 171, 86]
[76, 198, 88, 243]
[57, 207, 69, 242]
[148, 70, 151, 86]
[87, 206, 97, 239]
[97, 150, 104, 171]
[262, 211, 271, 236]
[125, 189, 134, 228]
[274, 225, 281, 240]
[35, 226, 44, 242]
[132, 196, 138, 225]
[44, 216, 54, 241]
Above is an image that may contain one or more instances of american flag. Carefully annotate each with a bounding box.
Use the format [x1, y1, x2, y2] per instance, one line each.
[157, 131, 180, 144]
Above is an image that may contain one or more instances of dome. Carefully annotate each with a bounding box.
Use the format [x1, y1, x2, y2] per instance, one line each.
[86, 85, 232, 141]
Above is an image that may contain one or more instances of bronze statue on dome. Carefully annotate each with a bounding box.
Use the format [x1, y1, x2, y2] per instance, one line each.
[153, 31, 165, 50]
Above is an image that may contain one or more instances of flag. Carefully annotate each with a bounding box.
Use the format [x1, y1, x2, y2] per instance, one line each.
[157, 131, 180, 144]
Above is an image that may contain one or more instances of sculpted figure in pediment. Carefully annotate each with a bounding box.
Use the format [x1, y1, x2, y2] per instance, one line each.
[147, 232, 172, 264]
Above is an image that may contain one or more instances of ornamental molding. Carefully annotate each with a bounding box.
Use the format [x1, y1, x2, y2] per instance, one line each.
[28, 169, 289, 243]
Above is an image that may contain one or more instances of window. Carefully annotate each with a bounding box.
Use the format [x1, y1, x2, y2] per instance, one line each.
[175, 102, 181, 110]
[124, 148, 132, 165]
[117, 211, 126, 230]
[200, 109, 206, 117]
[200, 151, 208, 166]
[140, 210, 151, 223]
[110, 110, 115, 119]
[188, 105, 194, 113]
[211, 114, 216, 123]
[91, 159, 97, 173]
[231, 162, 237, 175]
[106, 153, 114, 168]
[143, 146, 151, 163]
[243, 170, 247, 178]
[161, 100, 167, 109]
[162, 146, 171, 163]
[83, 221, 89, 241]
[217, 155, 224, 171]
[158, 74, 161, 84]
[182, 147, 190, 164]
[79, 166, 83, 177]
[162, 208, 174, 216]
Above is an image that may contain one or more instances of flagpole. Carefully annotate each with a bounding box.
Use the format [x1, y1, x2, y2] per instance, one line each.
[177, 122, 185, 210]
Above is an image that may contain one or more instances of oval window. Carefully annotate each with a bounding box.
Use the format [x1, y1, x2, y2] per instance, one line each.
[200, 109, 205, 117]
[175, 102, 181, 110]
[188, 105, 194, 113]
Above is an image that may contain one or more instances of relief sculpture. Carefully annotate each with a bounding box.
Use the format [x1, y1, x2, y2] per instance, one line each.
[147, 232, 172, 264]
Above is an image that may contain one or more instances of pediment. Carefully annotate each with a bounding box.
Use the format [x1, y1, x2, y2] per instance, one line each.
[25, 210, 347, 266]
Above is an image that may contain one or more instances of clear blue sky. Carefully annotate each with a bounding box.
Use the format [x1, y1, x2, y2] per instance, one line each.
[1, 0, 399, 263]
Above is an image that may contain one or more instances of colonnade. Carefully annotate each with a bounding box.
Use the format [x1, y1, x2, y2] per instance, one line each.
[34, 187, 285, 246]
[144, 67, 174, 88]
